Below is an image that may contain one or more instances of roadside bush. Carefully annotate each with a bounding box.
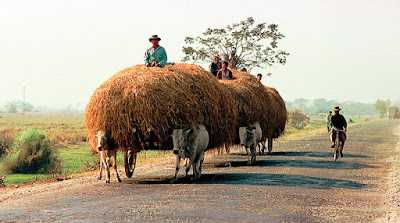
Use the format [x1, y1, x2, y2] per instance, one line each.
[287, 109, 310, 130]
[1, 128, 59, 174]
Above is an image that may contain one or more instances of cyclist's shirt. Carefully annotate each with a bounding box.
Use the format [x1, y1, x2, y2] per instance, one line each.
[329, 114, 347, 130]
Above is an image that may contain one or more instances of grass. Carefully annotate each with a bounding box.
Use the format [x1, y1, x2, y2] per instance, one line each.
[0, 112, 87, 149]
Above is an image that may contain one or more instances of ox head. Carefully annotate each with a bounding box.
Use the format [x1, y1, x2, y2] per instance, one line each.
[172, 127, 194, 157]
[95, 130, 108, 151]
[239, 126, 256, 147]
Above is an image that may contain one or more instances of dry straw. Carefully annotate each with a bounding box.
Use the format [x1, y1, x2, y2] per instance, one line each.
[85, 64, 286, 153]
[85, 64, 237, 152]
[220, 69, 286, 141]
[265, 86, 287, 138]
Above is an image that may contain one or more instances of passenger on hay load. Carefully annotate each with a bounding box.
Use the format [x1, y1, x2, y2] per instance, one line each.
[257, 73, 262, 82]
[216, 61, 233, 80]
[144, 34, 167, 68]
[209, 56, 222, 76]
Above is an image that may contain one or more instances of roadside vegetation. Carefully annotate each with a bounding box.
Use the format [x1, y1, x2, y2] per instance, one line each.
[0, 110, 377, 188]
[1, 128, 58, 174]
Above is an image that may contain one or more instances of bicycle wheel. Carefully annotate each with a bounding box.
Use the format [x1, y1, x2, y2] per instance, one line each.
[334, 137, 340, 161]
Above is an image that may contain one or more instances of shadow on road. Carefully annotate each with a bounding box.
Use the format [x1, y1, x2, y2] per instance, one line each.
[126, 173, 366, 190]
[211, 159, 376, 170]
[269, 151, 369, 158]
[257, 159, 375, 170]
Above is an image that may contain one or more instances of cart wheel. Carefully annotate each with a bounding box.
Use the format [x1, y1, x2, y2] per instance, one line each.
[125, 150, 137, 178]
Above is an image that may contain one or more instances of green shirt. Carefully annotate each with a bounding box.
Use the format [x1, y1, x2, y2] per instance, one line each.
[144, 45, 167, 67]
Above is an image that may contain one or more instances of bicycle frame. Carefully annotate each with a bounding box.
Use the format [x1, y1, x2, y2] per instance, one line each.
[331, 128, 345, 161]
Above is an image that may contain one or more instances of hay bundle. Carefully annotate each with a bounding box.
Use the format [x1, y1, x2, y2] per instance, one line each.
[219, 69, 272, 141]
[265, 86, 287, 138]
[220, 69, 286, 140]
[85, 64, 237, 152]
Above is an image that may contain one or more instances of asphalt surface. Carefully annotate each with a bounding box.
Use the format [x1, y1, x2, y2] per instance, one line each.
[1, 119, 399, 222]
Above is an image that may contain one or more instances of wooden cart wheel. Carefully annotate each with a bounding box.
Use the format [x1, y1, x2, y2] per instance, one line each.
[124, 150, 137, 178]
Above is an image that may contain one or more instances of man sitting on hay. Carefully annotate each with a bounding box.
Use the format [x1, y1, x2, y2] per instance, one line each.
[144, 34, 167, 68]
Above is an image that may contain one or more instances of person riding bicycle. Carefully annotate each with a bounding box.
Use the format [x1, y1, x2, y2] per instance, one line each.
[329, 106, 347, 156]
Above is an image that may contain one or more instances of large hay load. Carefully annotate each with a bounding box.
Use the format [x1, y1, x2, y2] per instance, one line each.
[219, 70, 271, 142]
[85, 64, 237, 153]
[265, 86, 287, 138]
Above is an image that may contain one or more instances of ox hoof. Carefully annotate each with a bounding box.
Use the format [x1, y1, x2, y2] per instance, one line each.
[105, 180, 110, 183]
[96, 176, 102, 180]
[117, 178, 122, 182]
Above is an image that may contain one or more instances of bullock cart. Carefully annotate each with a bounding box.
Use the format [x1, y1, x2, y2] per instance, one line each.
[85, 64, 237, 178]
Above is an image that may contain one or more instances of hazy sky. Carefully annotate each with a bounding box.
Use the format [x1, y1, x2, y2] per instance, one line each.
[1, 0, 399, 109]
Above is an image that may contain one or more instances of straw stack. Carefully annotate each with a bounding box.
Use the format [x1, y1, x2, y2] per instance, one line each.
[265, 86, 287, 138]
[219, 70, 270, 142]
[220, 69, 286, 140]
[85, 64, 237, 152]
[85, 63, 287, 153]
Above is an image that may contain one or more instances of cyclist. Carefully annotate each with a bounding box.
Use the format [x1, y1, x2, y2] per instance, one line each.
[329, 106, 347, 157]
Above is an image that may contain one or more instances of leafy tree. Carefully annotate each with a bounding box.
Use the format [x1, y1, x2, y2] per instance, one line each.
[287, 109, 310, 130]
[374, 99, 391, 118]
[182, 17, 289, 71]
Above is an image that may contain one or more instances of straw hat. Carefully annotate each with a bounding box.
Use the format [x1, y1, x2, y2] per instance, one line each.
[149, 35, 161, 42]
[333, 106, 341, 111]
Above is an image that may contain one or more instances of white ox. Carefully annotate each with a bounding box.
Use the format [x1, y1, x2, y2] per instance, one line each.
[171, 125, 209, 182]
[239, 122, 262, 164]
[95, 130, 121, 183]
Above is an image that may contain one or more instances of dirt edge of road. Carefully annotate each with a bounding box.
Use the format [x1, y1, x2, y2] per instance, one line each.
[380, 123, 400, 222]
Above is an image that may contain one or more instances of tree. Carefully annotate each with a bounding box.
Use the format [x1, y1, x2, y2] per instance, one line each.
[374, 99, 391, 118]
[182, 17, 289, 71]
[5, 101, 34, 113]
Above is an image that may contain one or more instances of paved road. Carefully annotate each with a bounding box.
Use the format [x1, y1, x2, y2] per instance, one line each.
[1, 119, 399, 222]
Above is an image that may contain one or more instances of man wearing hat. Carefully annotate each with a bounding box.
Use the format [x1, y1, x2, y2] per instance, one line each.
[329, 106, 347, 156]
[144, 35, 167, 68]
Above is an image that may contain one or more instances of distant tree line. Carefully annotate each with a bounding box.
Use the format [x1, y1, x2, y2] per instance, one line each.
[1, 101, 34, 113]
[285, 98, 378, 116]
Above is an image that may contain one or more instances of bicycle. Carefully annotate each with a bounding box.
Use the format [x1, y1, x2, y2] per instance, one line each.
[331, 128, 346, 161]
